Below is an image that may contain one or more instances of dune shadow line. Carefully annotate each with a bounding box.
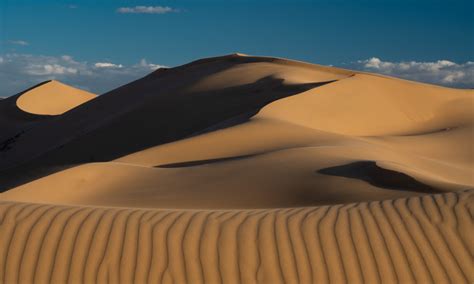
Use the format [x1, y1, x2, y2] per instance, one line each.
[155, 154, 256, 168]
[318, 161, 440, 193]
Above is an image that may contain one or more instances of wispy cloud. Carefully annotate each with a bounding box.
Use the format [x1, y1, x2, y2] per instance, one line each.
[0, 54, 165, 96]
[68, 4, 78, 9]
[117, 6, 179, 14]
[94, 62, 123, 68]
[347, 58, 474, 88]
[8, 40, 29, 46]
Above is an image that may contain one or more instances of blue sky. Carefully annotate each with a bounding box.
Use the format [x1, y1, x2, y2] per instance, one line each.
[0, 0, 473, 95]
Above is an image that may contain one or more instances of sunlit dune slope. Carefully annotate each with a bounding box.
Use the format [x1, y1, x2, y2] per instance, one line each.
[258, 73, 473, 136]
[15, 80, 96, 115]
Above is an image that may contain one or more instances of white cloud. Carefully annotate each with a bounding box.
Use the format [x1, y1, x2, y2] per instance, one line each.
[94, 62, 123, 68]
[26, 64, 78, 76]
[8, 40, 29, 46]
[117, 6, 179, 14]
[68, 4, 78, 9]
[348, 58, 474, 88]
[138, 59, 162, 70]
[0, 53, 166, 97]
[442, 71, 466, 83]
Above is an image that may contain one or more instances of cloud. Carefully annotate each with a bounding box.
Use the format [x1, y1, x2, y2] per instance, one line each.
[25, 64, 78, 76]
[347, 58, 474, 88]
[68, 4, 78, 9]
[117, 6, 179, 14]
[8, 40, 29, 46]
[94, 62, 123, 68]
[0, 53, 166, 97]
[137, 59, 162, 70]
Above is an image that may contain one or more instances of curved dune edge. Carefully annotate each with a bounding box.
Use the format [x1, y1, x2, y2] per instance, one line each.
[0, 190, 472, 283]
[15, 80, 96, 116]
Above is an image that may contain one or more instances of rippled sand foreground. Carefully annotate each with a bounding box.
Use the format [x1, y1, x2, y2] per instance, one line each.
[1, 190, 472, 283]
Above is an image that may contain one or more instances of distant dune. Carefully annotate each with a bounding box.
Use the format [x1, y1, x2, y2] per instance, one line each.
[15, 80, 96, 116]
[0, 54, 472, 282]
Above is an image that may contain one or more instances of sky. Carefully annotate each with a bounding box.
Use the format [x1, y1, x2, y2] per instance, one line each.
[0, 0, 473, 96]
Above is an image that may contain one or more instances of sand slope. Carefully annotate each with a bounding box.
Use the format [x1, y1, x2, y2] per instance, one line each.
[2, 77, 471, 207]
[0, 191, 472, 283]
[258, 73, 473, 136]
[2, 140, 471, 208]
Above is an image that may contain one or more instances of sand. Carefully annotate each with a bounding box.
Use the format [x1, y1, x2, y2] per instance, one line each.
[0, 191, 472, 283]
[0, 54, 472, 282]
[15, 80, 96, 116]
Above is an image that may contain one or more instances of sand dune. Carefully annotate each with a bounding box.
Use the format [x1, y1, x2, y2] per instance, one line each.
[258, 73, 473, 136]
[15, 80, 96, 116]
[0, 55, 351, 174]
[0, 54, 472, 282]
[0, 191, 472, 283]
[0, 80, 96, 145]
[2, 141, 471, 208]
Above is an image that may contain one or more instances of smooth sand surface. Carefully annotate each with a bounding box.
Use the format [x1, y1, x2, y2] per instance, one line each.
[0, 54, 472, 282]
[15, 80, 96, 116]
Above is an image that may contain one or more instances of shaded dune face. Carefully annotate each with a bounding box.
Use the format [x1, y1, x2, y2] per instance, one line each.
[0, 81, 96, 163]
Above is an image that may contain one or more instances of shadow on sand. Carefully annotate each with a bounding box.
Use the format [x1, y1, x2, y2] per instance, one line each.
[318, 161, 440, 193]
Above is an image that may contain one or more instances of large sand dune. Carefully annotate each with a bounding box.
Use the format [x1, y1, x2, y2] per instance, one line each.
[0, 54, 472, 282]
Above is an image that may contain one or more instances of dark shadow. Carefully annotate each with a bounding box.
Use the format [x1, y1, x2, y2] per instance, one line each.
[0, 80, 55, 141]
[0, 163, 78, 192]
[0, 80, 55, 120]
[156, 154, 255, 168]
[318, 161, 440, 193]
